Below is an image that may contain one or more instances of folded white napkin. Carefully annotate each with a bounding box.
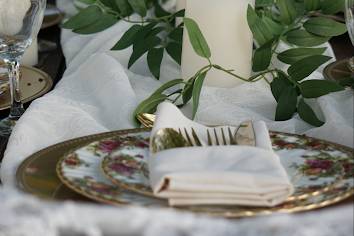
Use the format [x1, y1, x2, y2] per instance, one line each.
[148, 102, 293, 206]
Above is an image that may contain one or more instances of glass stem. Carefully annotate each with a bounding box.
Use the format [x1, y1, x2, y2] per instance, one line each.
[4, 59, 24, 121]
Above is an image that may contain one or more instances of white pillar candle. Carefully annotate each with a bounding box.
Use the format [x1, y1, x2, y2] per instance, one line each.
[175, 0, 186, 26]
[0, 0, 31, 35]
[181, 0, 255, 88]
[21, 38, 38, 66]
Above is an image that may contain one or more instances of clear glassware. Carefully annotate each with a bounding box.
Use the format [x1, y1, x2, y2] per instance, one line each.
[0, 0, 46, 135]
[345, 0, 354, 71]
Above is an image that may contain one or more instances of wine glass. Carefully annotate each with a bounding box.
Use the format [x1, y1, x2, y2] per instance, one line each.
[345, 0, 354, 71]
[0, 0, 46, 135]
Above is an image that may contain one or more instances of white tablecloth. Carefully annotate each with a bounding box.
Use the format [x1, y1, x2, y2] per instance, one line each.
[1, 0, 353, 186]
[0, 188, 352, 236]
[0, 1, 353, 235]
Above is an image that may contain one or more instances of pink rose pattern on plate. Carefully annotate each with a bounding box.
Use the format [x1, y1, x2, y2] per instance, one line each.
[58, 130, 354, 214]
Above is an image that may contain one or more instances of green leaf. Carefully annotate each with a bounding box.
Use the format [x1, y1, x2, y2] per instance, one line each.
[166, 42, 182, 65]
[247, 5, 274, 46]
[247, 6, 260, 30]
[147, 48, 164, 79]
[252, 40, 273, 72]
[100, 0, 119, 11]
[173, 9, 185, 18]
[111, 24, 142, 50]
[146, 26, 165, 37]
[151, 79, 184, 97]
[192, 71, 207, 119]
[304, 17, 347, 37]
[128, 36, 161, 68]
[339, 77, 354, 89]
[277, 47, 327, 64]
[76, 0, 96, 5]
[294, 1, 306, 15]
[182, 77, 196, 104]
[288, 55, 331, 81]
[127, 0, 147, 17]
[321, 0, 345, 14]
[262, 16, 284, 36]
[270, 72, 293, 102]
[298, 98, 324, 127]
[276, 0, 298, 25]
[133, 22, 157, 42]
[286, 30, 330, 46]
[125, 23, 159, 64]
[115, 0, 133, 16]
[300, 80, 345, 98]
[73, 14, 118, 34]
[183, 18, 211, 59]
[256, 0, 274, 7]
[62, 5, 102, 29]
[275, 86, 298, 121]
[154, 2, 170, 17]
[133, 93, 168, 119]
[304, 0, 320, 11]
[168, 27, 183, 43]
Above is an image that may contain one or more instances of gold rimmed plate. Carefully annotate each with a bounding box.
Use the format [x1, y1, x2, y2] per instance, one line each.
[53, 128, 353, 218]
[16, 129, 150, 201]
[0, 65, 53, 110]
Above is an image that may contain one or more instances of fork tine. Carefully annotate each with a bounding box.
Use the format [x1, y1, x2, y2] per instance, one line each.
[221, 128, 227, 145]
[178, 128, 183, 135]
[191, 128, 202, 146]
[228, 127, 236, 145]
[207, 129, 213, 146]
[138, 118, 151, 128]
[184, 128, 193, 146]
[213, 128, 220, 145]
[137, 114, 155, 128]
[142, 113, 156, 123]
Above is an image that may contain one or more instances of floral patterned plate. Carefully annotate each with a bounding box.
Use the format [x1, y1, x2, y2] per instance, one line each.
[101, 131, 354, 201]
[57, 129, 354, 218]
[57, 131, 164, 207]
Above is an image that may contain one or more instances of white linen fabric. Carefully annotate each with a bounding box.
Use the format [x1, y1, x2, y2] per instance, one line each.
[0, 188, 352, 236]
[149, 102, 293, 206]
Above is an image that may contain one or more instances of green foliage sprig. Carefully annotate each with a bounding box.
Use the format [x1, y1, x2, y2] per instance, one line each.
[134, 17, 278, 121]
[63, 0, 349, 127]
[63, 0, 184, 79]
[247, 0, 347, 126]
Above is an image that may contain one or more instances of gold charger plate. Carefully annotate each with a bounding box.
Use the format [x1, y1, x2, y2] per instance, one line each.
[0, 65, 53, 111]
[51, 128, 353, 218]
[16, 130, 144, 201]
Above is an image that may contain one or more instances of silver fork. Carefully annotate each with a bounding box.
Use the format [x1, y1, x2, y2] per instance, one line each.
[180, 127, 237, 146]
[177, 127, 202, 146]
[207, 127, 237, 146]
[183, 123, 256, 147]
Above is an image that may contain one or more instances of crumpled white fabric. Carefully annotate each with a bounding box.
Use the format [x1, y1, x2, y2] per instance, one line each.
[0, 0, 352, 234]
[149, 102, 293, 206]
[0, 188, 353, 236]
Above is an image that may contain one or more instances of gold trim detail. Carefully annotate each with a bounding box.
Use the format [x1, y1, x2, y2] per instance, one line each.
[46, 128, 354, 218]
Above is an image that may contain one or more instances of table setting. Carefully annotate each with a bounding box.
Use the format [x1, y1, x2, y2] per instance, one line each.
[0, 0, 354, 235]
